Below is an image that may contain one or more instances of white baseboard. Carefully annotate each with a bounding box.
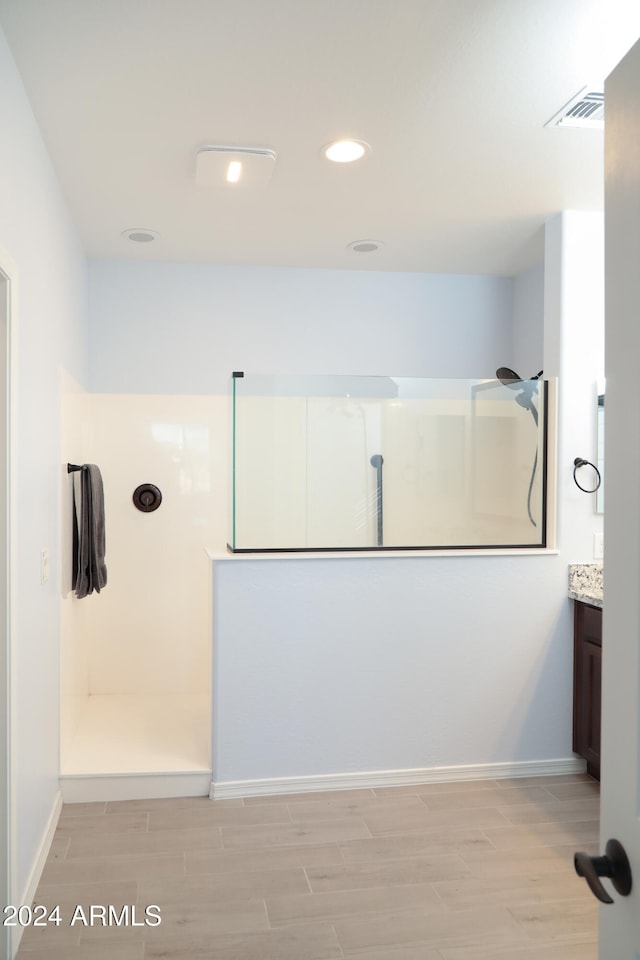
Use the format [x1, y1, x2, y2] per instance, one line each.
[210, 757, 587, 800]
[60, 771, 212, 803]
[11, 789, 63, 957]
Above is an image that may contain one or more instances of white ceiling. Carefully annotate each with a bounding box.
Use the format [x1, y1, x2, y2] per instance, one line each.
[1, 0, 639, 276]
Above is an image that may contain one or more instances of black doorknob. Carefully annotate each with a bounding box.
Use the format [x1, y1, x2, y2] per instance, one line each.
[574, 838, 632, 903]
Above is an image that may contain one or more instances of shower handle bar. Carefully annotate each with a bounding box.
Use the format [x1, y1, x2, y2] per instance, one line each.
[370, 454, 384, 547]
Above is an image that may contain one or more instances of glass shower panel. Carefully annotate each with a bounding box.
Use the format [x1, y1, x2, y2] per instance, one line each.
[229, 374, 547, 551]
[470, 379, 545, 545]
[305, 397, 384, 547]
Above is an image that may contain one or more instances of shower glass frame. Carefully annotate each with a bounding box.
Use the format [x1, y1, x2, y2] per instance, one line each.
[229, 372, 549, 553]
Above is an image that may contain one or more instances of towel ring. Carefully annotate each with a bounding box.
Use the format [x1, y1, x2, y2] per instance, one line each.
[132, 483, 162, 512]
[573, 458, 601, 494]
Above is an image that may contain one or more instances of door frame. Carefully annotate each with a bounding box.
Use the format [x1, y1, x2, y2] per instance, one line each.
[0, 250, 18, 960]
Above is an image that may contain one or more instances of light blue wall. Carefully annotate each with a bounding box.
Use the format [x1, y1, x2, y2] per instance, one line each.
[0, 24, 88, 911]
[512, 261, 545, 378]
[89, 260, 515, 392]
[213, 551, 575, 786]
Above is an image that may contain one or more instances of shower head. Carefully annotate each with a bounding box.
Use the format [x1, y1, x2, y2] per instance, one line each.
[496, 366, 522, 388]
[496, 367, 543, 387]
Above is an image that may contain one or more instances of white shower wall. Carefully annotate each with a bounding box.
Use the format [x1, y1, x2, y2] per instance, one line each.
[83, 394, 225, 695]
[60, 392, 227, 783]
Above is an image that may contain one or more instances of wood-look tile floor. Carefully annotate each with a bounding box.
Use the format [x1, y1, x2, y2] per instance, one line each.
[16, 774, 600, 959]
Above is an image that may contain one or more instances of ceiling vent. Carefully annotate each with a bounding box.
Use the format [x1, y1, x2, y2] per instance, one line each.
[545, 86, 604, 130]
[195, 146, 277, 188]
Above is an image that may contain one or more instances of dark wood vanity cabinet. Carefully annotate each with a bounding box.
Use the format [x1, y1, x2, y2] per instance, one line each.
[573, 601, 602, 781]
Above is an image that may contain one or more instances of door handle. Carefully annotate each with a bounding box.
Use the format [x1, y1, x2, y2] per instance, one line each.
[574, 838, 632, 903]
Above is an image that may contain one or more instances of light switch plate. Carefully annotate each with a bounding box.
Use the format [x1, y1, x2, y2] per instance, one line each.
[593, 532, 604, 560]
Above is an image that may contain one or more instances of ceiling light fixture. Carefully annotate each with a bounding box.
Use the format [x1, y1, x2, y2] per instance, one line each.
[122, 228, 159, 243]
[196, 146, 276, 188]
[323, 139, 370, 163]
[226, 160, 242, 183]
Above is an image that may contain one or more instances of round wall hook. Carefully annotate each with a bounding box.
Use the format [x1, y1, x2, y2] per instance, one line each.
[132, 483, 162, 512]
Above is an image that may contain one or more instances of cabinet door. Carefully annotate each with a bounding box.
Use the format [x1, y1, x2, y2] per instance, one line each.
[573, 602, 602, 780]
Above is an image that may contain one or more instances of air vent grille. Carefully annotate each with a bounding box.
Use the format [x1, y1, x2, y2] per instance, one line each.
[545, 86, 604, 129]
[198, 145, 276, 160]
[195, 145, 277, 187]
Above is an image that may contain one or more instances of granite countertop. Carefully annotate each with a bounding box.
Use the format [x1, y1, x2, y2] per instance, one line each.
[568, 563, 603, 608]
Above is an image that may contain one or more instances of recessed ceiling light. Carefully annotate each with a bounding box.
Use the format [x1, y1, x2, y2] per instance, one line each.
[347, 239, 383, 253]
[122, 228, 159, 243]
[323, 140, 370, 163]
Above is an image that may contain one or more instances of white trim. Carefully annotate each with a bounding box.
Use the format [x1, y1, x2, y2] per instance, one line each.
[60, 771, 212, 803]
[209, 757, 587, 800]
[0, 249, 18, 960]
[8, 254, 18, 922]
[544, 377, 558, 550]
[11, 790, 62, 957]
[207, 548, 560, 561]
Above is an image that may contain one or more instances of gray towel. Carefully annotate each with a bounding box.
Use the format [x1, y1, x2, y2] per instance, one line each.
[72, 464, 107, 599]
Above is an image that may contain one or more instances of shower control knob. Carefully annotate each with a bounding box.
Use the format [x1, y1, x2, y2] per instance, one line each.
[132, 483, 162, 513]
